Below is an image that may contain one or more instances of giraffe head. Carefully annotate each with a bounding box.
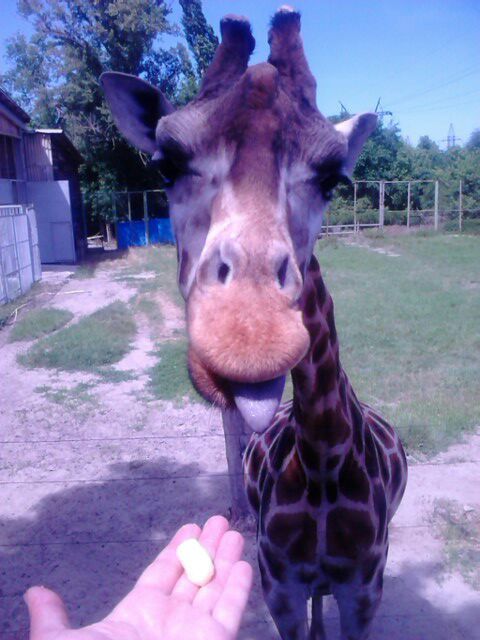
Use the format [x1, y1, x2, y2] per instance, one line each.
[101, 7, 376, 432]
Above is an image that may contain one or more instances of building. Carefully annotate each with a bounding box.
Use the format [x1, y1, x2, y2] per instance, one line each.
[0, 88, 85, 262]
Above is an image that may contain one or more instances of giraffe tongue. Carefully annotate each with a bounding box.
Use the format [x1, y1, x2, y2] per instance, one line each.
[231, 375, 286, 433]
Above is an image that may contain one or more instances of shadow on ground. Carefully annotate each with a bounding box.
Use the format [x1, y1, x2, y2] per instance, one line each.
[0, 457, 230, 638]
[1, 458, 479, 640]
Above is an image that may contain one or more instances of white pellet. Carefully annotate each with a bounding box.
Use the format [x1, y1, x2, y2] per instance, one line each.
[176, 538, 215, 587]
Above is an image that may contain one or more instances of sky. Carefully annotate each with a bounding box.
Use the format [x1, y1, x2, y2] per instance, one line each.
[0, 0, 479, 147]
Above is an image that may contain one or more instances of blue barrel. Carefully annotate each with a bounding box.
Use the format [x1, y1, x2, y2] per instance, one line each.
[117, 221, 147, 249]
[148, 218, 175, 244]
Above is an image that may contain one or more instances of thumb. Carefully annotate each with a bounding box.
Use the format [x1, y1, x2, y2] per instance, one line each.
[24, 586, 70, 639]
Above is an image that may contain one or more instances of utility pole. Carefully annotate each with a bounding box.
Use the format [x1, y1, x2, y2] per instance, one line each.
[379, 181, 385, 228]
[459, 180, 463, 232]
[434, 181, 439, 230]
[442, 123, 462, 149]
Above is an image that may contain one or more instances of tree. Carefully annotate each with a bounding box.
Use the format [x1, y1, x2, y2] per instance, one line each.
[466, 129, 480, 151]
[1, 0, 217, 218]
[179, 0, 218, 79]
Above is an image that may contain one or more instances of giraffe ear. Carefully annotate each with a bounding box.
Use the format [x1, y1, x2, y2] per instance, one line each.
[100, 72, 174, 153]
[334, 113, 378, 176]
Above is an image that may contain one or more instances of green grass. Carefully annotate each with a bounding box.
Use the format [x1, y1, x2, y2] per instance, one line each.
[433, 499, 480, 590]
[35, 382, 97, 409]
[8, 308, 73, 342]
[314, 234, 480, 453]
[119, 245, 182, 303]
[19, 302, 136, 371]
[148, 339, 203, 403]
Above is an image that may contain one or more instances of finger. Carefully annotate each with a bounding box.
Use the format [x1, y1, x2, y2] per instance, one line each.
[135, 522, 202, 595]
[24, 586, 70, 640]
[171, 515, 230, 601]
[212, 561, 253, 638]
[193, 530, 245, 612]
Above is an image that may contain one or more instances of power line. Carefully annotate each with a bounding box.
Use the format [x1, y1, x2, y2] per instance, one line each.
[385, 65, 480, 107]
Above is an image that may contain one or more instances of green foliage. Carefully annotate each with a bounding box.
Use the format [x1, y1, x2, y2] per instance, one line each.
[8, 307, 73, 341]
[328, 114, 480, 217]
[2, 0, 216, 220]
[179, 0, 218, 79]
[19, 302, 136, 371]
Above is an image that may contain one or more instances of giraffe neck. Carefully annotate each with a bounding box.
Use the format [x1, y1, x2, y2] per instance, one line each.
[291, 255, 365, 459]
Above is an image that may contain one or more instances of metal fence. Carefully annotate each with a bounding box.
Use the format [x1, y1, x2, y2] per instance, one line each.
[322, 179, 480, 235]
[0, 204, 41, 305]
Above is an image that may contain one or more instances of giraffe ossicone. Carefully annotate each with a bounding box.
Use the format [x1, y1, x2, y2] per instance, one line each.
[102, 7, 407, 639]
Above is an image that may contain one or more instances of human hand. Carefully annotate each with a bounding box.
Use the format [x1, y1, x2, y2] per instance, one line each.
[25, 515, 253, 640]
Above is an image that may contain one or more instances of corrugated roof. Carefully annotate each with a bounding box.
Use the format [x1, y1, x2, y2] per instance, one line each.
[0, 87, 30, 124]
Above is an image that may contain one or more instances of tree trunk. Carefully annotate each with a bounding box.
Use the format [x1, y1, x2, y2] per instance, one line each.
[221, 409, 252, 522]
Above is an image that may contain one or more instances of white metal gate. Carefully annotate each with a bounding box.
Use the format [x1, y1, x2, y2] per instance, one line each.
[0, 204, 41, 304]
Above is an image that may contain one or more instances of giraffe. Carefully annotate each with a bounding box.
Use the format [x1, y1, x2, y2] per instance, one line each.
[243, 255, 408, 639]
[101, 6, 407, 639]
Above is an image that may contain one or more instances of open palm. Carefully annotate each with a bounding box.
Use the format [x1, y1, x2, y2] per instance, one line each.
[25, 516, 253, 640]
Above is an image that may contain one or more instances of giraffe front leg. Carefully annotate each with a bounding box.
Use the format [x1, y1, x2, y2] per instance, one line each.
[334, 583, 382, 640]
[264, 585, 309, 640]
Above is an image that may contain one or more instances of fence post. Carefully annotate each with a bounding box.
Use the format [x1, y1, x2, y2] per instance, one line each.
[353, 181, 358, 233]
[221, 410, 252, 522]
[459, 179, 463, 232]
[407, 181, 411, 229]
[434, 180, 439, 231]
[25, 206, 36, 287]
[127, 192, 132, 221]
[143, 191, 150, 245]
[11, 211, 21, 297]
[379, 180, 385, 228]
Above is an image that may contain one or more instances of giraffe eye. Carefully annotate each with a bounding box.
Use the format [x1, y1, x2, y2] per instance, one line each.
[317, 174, 351, 201]
[149, 145, 200, 187]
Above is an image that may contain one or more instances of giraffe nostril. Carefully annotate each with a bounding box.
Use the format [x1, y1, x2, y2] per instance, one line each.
[218, 262, 231, 284]
[276, 256, 289, 289]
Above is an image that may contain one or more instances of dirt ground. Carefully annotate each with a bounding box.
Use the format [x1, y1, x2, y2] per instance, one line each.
[0, 255, 479, 639]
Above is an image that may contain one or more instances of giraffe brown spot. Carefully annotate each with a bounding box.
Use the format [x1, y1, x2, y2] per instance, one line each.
[247, 483, 260, 513]
[264, 418, 284, 447]
[325, 303, 337, 344]
[266, 511, 310, 548]
[326, 454, 341, 471]
[326, 508, 375, 559]
[260, 541, 286, 581]
[271, 426, 296, 472]
[314, 356, 338, 396]
[260, 476, 274, 533]
[390, 453, 403, 494]
[304, 291, 317, 318]
[312, 332, 329, 363]
[338, 451, 370, 503]
[247, 442, 264, 483]
[276, 452, 306, 505]
[287, 515, 317, 564]
[378, 449, 390, 486]
[351, 401, 365, 454]
[309, 409, 350, 446]
[364, 428, 379, 478]
[307, 479, 322, 506]
[362, 553, 381, 584]
[326, 480, 338, 503]
[315, 276, 327, 307]
[297, 568, 317, 583]
[373, 484, 387, 544]
[298, 437, 318, 470]
[321, 561, 354, 584]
